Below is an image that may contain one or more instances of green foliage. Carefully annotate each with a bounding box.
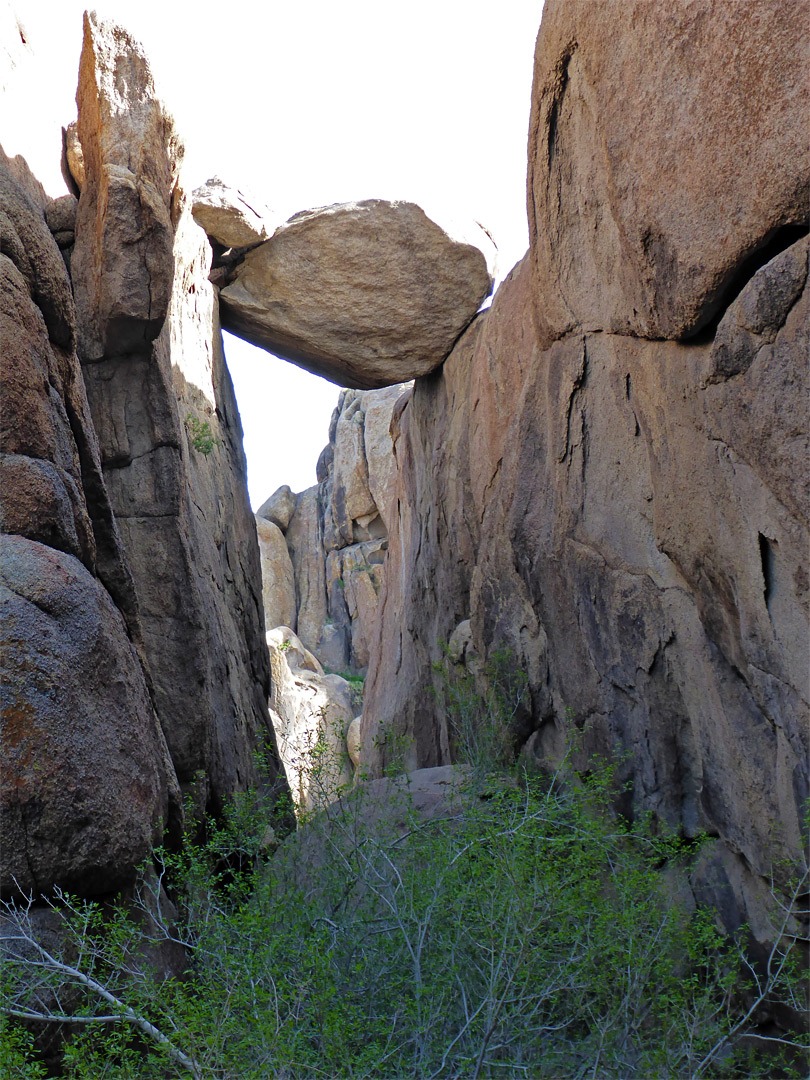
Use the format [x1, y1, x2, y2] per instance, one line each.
[371, 720, 413, 779]
[433, 645, 528, 774]
[2, 667, 807, 1078]
[0, 1016, 47, 1079]
[185, 416, 219, 456]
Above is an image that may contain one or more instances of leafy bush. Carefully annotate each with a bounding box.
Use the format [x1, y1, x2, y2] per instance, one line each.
[2, 759, 807, 1078]
[185, 416, 219, 456]
[2, 652, 807, 1077]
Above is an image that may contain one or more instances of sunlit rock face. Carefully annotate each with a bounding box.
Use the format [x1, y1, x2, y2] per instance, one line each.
[71, 12, 282, 808]
[191, 176, 277, 250]
[360, 0, 809, 943]
[257, 383, 411, 679]
[218, 200, 493, 389]
[266, 627, 354, 811]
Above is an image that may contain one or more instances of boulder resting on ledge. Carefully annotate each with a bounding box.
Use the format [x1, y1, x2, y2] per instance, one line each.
[219, 199, 493, 389]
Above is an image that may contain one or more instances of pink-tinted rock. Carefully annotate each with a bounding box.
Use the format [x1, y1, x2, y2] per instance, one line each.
[527, 0, 810, 341]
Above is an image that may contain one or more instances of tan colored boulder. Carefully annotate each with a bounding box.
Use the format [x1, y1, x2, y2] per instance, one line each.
[256, 483, 296, 532]
[528, 0, 810, 342]
[328, 392, 377, 547]
[363, 383, 411, 531]
[341, 541, 386, 671]
[285, 486, 327, 654]
[72, 11, 183, 360]
[267, 626, 354, 809]
[191, 176, 277, 250]
[256, 516, 296, 632]
[346, 715, 362, 768]
[220, 199, 493, 389]
[64, 120, 84, 190]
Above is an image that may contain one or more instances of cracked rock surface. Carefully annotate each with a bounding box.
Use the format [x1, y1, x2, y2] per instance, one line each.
[360, 0, 809, 943]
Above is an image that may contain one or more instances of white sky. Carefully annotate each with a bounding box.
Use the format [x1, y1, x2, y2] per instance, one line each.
[4, 1, 542, 507]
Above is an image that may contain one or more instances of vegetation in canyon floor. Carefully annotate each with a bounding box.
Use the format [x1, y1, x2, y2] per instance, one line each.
[1, 659, 808, 1078]
[2, 757, 807, 1078]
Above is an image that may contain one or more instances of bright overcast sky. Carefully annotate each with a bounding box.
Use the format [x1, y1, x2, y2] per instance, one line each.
[4, 1, 542, 508]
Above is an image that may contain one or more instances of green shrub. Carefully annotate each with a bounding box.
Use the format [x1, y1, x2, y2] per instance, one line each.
[185, 416, 219, 456]
[2, 659, 807, 1079]
[2, 760, 806, 1079]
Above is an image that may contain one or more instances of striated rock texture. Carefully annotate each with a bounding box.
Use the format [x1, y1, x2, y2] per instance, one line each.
[258, 384, 410, 679]
[0, 146, 177, 897]
[72, 12, 279, 811]
[361, 0, 810, 941]
[219, 201, 492, 389]
[1, 13, 285, 899]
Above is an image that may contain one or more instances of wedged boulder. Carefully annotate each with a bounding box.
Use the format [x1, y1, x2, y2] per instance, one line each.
[191, 176, 276, 250]
[267, 627, 354, 809]
[0, 535, 174, 897]
[346, 715, 362, 768]
[220, 200, 493, 389]
[528, 0, 810, 341]
[256, 515, 296, 632]
[72, 11, 182, 360]
[256, 484, 296, 532]
[362, 382, 411, 531]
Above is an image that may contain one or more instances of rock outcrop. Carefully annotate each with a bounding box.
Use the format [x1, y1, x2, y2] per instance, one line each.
[255, 384, 409, 786]
[266, 627, 354, 810]
[258, 383, 410, 678]
[191, 176, 276, 250]
[1, 14, 285, 897]
[360, 0, 809, 942]
[0, 146, 177, 896]
[219, 200, 492, 389]
[72, 12, 279, 812]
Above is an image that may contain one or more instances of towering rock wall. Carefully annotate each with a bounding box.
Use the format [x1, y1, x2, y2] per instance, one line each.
[361, 0, 809, 938]
[0, 145, 178, 897]
[72, 14, 275, 811]
[0, 14, 284, 898]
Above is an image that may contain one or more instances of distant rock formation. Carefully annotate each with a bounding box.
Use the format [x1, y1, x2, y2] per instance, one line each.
[360, 0, 810, 943]
[257, 382, 410, 677]
[1, 13, 285, 898]
[256, 383, 409, 785]
[266, 626, 354, 811]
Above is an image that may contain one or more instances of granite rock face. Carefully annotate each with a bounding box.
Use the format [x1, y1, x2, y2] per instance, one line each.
[257, 384, 410, 679]
[361, 0, 810, 941]
[0, 536, 172, 897]
[1, 15, 284, 897]
[0, 148, 177, 897]
[72, 12, 183, 360]
[256, 516, 296, 633]
[220, 201, 492, 389]
[72, 12, 279, 808]
[527, 0, 810, 342]
[266, 627, 354, 810]
[191, 176, 276, 250]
